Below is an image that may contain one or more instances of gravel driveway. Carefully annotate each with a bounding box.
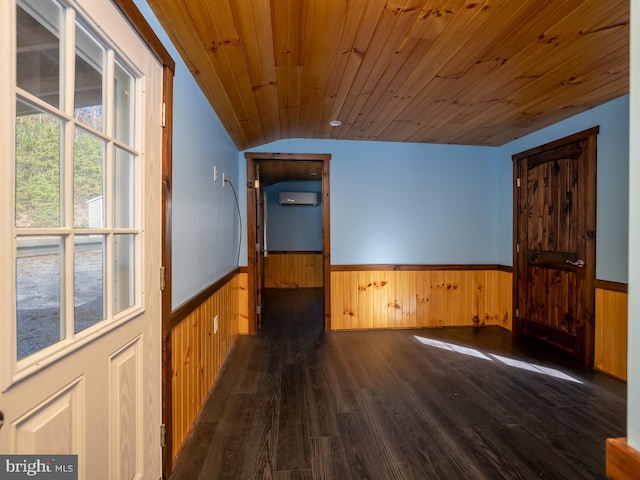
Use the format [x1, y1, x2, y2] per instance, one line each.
[16, 249, 104, 359]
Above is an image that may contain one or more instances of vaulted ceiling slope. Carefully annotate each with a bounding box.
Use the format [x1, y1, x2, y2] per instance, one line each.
[147, 0, 629, 150]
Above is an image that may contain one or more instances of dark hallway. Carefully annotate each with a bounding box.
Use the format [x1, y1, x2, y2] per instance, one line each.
[170, 288, 626, 479]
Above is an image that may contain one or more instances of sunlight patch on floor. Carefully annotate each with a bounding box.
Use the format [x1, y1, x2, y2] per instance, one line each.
[413, 335, 583, 384]
[412, 336, 493, 361]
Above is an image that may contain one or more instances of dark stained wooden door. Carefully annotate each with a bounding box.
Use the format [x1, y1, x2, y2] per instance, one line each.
[513, 127, 598, 365]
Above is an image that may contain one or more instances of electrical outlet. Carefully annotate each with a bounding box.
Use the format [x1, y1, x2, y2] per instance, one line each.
[213, 166, 218, 182]
[214, 315, 219, 334]
[222, 172, 226, 187]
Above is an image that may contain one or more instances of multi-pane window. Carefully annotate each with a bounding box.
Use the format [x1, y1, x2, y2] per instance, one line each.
[14, 0, 140, 362]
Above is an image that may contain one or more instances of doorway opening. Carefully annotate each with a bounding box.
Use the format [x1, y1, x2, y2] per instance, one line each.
[245, 153, 331, 334]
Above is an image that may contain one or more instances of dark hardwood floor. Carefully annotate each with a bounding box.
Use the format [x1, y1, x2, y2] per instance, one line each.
[170, 288, 626, 479]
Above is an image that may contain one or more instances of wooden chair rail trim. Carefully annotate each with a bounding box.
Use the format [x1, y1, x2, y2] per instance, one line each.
[606, 437, 640, 480]
[331, 264, 512, 272]
[267, 250, 323, 255]
[170, 269, 240, 328]
[497, 265, 514, 273]
[595, 279, 628, 293]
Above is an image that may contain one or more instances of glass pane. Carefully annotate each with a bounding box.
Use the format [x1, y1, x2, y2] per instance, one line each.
[74, 236, 105, 333]
[114, 234, 135, 314]
[15, 99, 62, 228]
[74, 25, 104, 131]
[114, 61, 134, 146]
[114, 147, 135, 228]
[16, 0, 62, 108]
[16, 236, 63, 360]
[74, 128, 105, 228]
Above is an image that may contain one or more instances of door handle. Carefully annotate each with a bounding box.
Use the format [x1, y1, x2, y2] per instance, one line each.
[566, 259, 585, 268]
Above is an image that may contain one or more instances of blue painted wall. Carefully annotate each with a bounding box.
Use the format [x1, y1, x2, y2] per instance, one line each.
[497, 95, 629, 283]
[136, 1, 241, 309]
[138, 0, 628, 301]
[246, 95, 628, 280]
[246, 140, 500, 265]
[265, 181, 323, 251]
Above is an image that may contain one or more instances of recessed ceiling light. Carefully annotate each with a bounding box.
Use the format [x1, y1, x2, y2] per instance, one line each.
[329, 120, 342, 127]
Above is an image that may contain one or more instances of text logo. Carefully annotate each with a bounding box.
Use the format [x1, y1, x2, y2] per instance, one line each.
[0, 456, 77, 480]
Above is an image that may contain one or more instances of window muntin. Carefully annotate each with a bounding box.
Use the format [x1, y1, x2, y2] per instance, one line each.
[13, 0, 141, 367]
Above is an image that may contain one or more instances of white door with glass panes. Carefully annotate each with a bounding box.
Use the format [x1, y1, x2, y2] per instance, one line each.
[0, 0, 163, 478]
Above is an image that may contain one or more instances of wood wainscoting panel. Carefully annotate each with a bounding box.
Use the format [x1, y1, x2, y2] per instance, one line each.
[331, 268, 512, 331]
[170, 273, 241, 460]
[237, 272, 249, 334]
[595, 287, 628, 380]
[264, 252, 323, 288]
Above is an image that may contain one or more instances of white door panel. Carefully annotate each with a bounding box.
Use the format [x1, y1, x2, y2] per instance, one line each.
[0, 1, 163, 478]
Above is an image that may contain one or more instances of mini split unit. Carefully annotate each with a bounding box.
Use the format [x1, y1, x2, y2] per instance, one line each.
[278, 192, 319, 206]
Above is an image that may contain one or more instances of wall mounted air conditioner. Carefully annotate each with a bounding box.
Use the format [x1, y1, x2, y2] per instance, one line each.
[279, 192, 318, 206]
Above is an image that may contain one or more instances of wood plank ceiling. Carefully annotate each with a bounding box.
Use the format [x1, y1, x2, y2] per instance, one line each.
[147, 0, 629, 151]
[258, 160, 324, 186]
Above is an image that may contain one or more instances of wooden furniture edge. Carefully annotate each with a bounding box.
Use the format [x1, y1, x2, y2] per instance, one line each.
[606, 437, 640, 479]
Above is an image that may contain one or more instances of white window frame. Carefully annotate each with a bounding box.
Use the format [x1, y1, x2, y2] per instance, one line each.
[1, 0, 148, 388]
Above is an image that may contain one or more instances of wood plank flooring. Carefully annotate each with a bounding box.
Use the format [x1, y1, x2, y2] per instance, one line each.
[170, 288, 626, 479]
